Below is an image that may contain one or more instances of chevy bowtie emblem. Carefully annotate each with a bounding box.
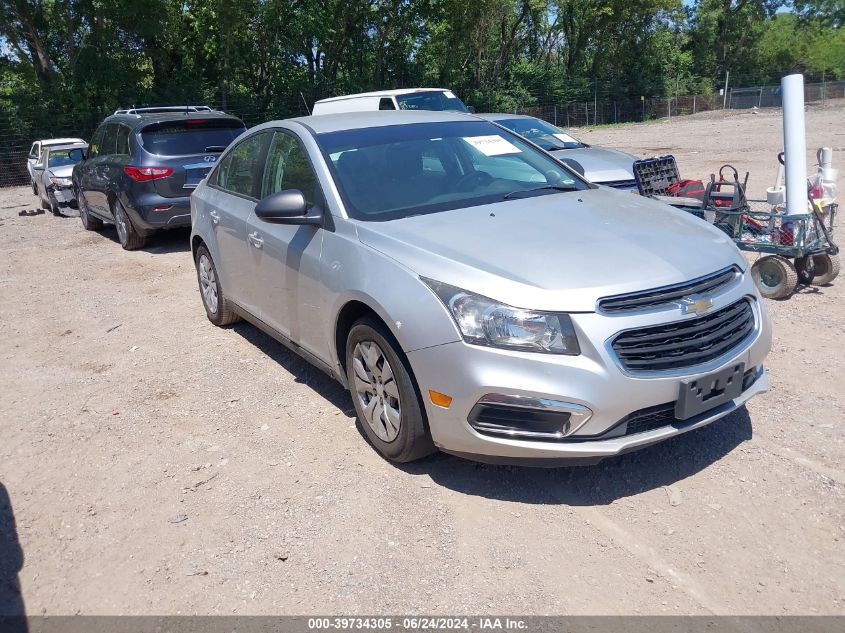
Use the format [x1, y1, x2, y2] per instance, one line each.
[679, 295, 713, 315]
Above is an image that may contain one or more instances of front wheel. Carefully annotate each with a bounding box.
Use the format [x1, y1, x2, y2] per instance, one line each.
[751, 255, 798, 300]
[78, 191, 104, 231]
[346, 317, 435, 463]
[113, 200, 146, 250]
[48, 192, 61, 216]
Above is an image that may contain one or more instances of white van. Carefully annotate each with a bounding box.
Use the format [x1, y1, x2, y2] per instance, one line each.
[312, 88, 471, 116]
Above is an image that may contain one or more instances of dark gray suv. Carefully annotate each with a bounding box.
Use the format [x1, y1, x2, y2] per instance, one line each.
[71, 106, 246, 249]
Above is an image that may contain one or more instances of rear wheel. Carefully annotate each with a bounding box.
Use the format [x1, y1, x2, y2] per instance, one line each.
[809, 253, 840, 286]
[78, 191, 104, 231]
[751, 255, 798, 300]
[345, 317, 435, 463]
[113, 199, 146, 250]
[195, 245, 240, 326]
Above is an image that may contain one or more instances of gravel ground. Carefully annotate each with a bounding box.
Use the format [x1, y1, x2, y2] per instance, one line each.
[0, 104, 843, 616]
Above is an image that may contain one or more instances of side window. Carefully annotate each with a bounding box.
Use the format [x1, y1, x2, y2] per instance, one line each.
[214, 132, 268, 198]
[29, 143, 39, 159]
[99, 124, 118, 157]
[88, 126, 106, 158]
[115, 125, 131, 156]
[261, 131, 321, 206]
[378, 97, 396, 111]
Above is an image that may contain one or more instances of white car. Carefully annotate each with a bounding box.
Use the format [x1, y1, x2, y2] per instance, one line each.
[312, 88, 471, 115]
[27, 138, 86, 192]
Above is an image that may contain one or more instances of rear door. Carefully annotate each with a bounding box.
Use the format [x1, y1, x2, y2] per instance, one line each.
[138, 118, 246, 198]
[205, 130, 271, 313]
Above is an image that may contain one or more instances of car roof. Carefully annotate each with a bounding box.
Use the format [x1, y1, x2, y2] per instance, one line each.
[101, 110, 244, 128]
[281, 110, 482, 135]
[314, 88, 455, 104]
[43, 143, 89, 152]
[38, 138, 86, 145]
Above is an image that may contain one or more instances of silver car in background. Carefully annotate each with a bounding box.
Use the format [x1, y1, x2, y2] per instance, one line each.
[190, 111, 771, 466]
[32, 143, 88, 215]
[479, 113, 639, 191]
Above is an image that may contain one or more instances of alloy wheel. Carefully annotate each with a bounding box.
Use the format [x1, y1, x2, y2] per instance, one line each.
[352, 340, 401, 442]
[114, 204, 128, 244]
[198, 254, 219, 315]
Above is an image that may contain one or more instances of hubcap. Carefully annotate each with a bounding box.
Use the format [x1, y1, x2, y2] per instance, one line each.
[198, 254, 219, 314]
[758, 261, 783, 289]
[352, 341, 401, 442]
[115, 204, 128, 243]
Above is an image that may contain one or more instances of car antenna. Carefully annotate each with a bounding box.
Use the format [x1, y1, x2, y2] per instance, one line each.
[300, 91, 311, 115]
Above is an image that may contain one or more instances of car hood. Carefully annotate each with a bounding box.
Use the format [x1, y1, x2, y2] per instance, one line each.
[48, 165, 75, 179]
[355, 187, 746, 313]
[551, 147, 636, 184]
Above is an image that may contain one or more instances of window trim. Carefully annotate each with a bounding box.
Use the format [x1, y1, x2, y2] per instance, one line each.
[207, 129, 272, 202]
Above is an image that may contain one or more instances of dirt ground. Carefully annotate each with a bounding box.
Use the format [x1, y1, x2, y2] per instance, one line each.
[0, 104, 843, 616]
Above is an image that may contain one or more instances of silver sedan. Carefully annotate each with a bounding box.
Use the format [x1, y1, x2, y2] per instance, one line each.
[478, 113, 639, 190]
[190, 110, 770, 465]
[31, 143, 87, 215]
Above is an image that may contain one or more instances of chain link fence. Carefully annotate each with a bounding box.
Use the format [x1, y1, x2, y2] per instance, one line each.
[1, 80, 843, 188]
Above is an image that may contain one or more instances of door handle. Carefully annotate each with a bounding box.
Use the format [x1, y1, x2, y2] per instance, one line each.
[248, 232, 264, 249]
[209, 210, 220, 225]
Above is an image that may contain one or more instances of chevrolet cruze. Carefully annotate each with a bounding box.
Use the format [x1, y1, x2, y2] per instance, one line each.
[190, 110, 771, 465]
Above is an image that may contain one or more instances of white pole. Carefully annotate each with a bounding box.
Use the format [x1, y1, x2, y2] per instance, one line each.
[782, 73, 808, 215]
[723, 70, 730, 108]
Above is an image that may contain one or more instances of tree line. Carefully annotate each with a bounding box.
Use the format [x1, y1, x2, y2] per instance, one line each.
[0, 0, 843, 138]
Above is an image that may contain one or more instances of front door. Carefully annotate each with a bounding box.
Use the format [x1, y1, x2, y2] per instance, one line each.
[244, 129, 327, 357]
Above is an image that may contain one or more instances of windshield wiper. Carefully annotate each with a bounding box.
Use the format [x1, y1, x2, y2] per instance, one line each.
[503, 184, 578, 200]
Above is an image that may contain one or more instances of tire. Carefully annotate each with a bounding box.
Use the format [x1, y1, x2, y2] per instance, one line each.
[751, 255, 798, 300]
[78, 191, 104, 231]
[194, 245, 240, 326]
[112, 199, 146, 250]
[31, 180, 38, 195]
[809, 253, 840, 286]
[345, 317, 436, 463]
[48, 192, 61, 216]
[39, 195, 50, 211]
[794, 255, 815, 285]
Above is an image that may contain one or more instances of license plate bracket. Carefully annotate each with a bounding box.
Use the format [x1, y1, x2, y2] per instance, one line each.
[675, 363, 744, 421]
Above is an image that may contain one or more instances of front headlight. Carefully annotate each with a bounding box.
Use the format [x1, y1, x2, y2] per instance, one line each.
[423, 278, 580, 355]
[49, 175, 72, 187]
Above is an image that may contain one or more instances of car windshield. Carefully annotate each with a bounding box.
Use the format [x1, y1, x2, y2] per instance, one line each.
[140, 118, 246, 156]
[395, 91, 469, 113]
[318, 120, 586, 221]
[494, 118, 586, 151]
[47, 149, 84, 168]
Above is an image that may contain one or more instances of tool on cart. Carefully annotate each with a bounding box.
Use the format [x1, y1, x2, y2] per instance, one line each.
[632, 73, 839, 300]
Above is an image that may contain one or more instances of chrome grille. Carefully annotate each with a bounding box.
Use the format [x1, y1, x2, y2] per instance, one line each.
[611, 299, 755, 372]
[598, 266, 740, 313]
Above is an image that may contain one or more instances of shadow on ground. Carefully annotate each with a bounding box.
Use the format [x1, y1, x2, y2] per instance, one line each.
[0, 483, 27, 629]
[97, 225, 191, 255]
[405, 408, 753, 504]
[228, 309, 753, 504]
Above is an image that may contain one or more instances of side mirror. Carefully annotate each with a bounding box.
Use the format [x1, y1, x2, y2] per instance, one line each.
[466, 105, 476, 114]
[559, 158, 585, 176]
[68, 148, 86, 161]
[33, 163, 45, 171]
[255, 189, 322, 225]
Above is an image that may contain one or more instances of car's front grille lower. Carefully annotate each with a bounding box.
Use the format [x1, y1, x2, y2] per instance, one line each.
[598, 266, 740, 314]
[600, 179, 638, 190]
[611, 298, 755, 372]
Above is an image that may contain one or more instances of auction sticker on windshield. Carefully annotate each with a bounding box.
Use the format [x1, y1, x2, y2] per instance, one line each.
[554, 132, 578, 144]
[463, 135, 521, 156]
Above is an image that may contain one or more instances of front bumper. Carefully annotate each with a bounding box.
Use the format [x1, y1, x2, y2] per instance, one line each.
[51, 186, 78, 207]
[407, 289, 771, 464]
